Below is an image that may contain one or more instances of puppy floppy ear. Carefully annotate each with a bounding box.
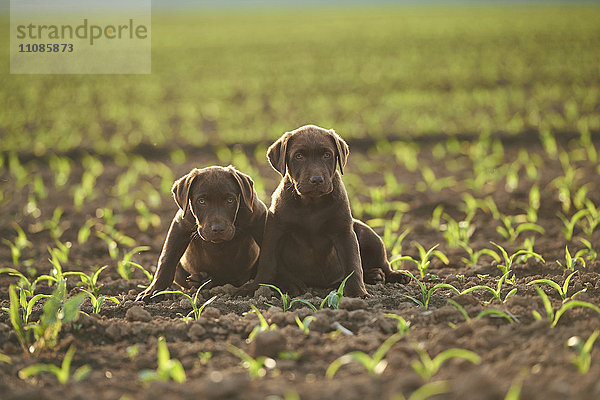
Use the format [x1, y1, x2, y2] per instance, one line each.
[228, 166, 255, 213]
[172, 169, 200, 213]
[267, 132, 291, 176]
[329, 129, 349, 175]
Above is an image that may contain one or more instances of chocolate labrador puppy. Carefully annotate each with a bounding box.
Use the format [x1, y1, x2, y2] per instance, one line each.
[237, 125, 408, 297]
[137, 166, 267, 301]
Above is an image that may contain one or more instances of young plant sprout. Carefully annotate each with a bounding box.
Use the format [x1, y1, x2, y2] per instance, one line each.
[326, 333, 403, 378]
[153, 281, 216, 321]
[567, 330, 599, 374]
[139, 336, 186, 383]
[260, 284, 317, 312]
[400, 271, 460, 309]
[19, 345, 90, 384]
[391, 243, 449, 278]
[228, 344, 276, 380]
[295, 315, 316, 335]
[528, 271, 583, 300]
[247, 305, 277, 342]
[446, 299, 515, 324]
[2, 223, 32, 266]
[532, 286, 600, 327]
[556, 245, 585, 271]
[490, 242, 544, 276]
[81, 290, 120, 314]
[320, 271, 355, 309]
[117, 245, 152, 281]
[410, 344, 481, 381]
[460, 271, 517, 304]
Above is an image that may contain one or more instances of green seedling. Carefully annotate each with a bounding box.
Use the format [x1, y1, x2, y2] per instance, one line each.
[2, 223, 32, 266]
[0, 267, 54, 297]
[460, 244, 501, 267]
[401, 271, 460, 309]
[0, 352, 11, 364]
[49, 154, 72, 188]
[558, 210, 588, 241]
[446, 299, 515, 324]
[440, 213, 475, 248]
[428, 205, 444, 230]
[228, 344, 276, 379]
[260, 284, 317, 312]
[42, 208, 66, 240]
[417, 166, 456, 193]
[496, 215, 544, 244]
[81, 290, 120, 314]
[140, 336, 186, 383]
[127, 345, 139, 359]
[31, 280, 86, 354]
[460, 272, 517, 304]
[197, 352, 212, 365]
[135, 200, 161, 232]
[577, 238, 597, 262]
[392, 243, 449, 278]
[96, 231, 119, 260]
[117, 246, 152, 281]
[64, 265, 109, 296]
[526, 185, 541, 222]
[19, 345, 90, 384]
[557, 245, 585, 271]
[14, 287, 51, 324]
[295, 315, 316, 335]
[504, 369, 528, 400]
[5, 285, 32, 352]
[567, 330, 599, 374]
[391, 380, 450, 400]
[320, 271, 354, 309]
[532, 286, 600, 327]
[580, 200, 600, 239]
[8, 152, 29, 188]
[528, 271, 583, 300]
[384, 314, 411, 334]
[326, 333, 403, 378]
[77, 218, 96, 245]
[411, 344, 481, 381]
[247, 305, 277, 342]
[153, 281, 216, 321]
[491, 242, 544, 276]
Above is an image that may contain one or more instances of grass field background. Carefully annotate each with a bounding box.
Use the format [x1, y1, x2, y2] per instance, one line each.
[1, 4, 599, 155]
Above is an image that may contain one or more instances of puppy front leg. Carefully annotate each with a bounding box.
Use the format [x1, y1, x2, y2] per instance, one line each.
[333, 229, 369, 297]
[136, 215, 194, 301]
[235, 212, 282, 296]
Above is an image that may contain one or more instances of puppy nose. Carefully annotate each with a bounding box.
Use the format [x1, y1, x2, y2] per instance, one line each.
[210, 224, 226, 233]
[309, 175, 324, 185]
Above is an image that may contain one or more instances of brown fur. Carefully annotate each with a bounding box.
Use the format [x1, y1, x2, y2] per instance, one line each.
[236, 125, 408, 298]
[137, 166, 267, 301]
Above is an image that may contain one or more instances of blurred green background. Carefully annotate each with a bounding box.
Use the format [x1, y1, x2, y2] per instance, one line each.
[1, 3, 599, 155]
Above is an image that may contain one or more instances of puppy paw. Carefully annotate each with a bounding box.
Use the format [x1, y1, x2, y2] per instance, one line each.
[386, 270, 412, 285]
[363, 268, 385, 285]
[135, 287, 156, 302]
[234, 282, 259, 297]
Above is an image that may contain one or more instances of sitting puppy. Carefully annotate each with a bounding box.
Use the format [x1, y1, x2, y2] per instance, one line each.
[237, 125, 408, 298]
[137, 166, 267, 301]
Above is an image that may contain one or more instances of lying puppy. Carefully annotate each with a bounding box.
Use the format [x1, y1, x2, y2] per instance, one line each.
[237, 125, 408, 298]
[137, 166, 267, 301]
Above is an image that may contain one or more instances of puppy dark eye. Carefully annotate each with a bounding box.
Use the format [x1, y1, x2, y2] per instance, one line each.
[294, 153, 304, 160]
[323, 152, 332, 159]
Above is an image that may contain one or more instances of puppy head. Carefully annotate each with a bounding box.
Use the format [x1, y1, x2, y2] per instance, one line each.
[172, 166, 255, 243]
[267, 125, 349, 198]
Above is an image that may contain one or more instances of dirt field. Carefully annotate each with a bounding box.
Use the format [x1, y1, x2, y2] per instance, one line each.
[1, 131, 599, 400]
